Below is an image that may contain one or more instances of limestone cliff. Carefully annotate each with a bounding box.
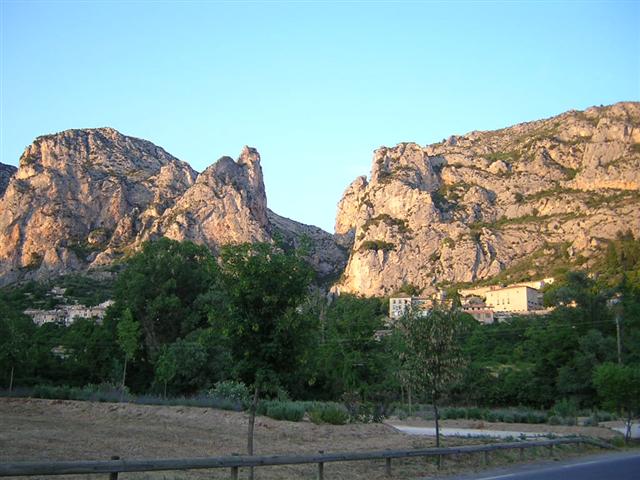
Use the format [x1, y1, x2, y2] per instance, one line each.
[0, 128, 198, 284]
[0, 162, 17, 197]
[0, 129, 347, 285]
[143, 147, 271, 248]
[334, 102, 640, 296]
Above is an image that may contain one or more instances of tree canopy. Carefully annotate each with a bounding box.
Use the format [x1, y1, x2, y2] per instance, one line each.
[114, 238, 219, 356]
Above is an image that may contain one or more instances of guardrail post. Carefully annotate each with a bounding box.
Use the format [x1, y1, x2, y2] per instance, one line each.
[317, 450, 324, 480]
[483, 450, 489, 466]
[109, 456, 119, 480]
[385, 457, 392, 477]
[548, 444, 554, 457]
[230, 453, 239, 480]
[519, 447, 524, 461]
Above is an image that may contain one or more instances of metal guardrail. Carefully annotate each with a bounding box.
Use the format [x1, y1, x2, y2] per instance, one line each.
[0, 437, 613, 479]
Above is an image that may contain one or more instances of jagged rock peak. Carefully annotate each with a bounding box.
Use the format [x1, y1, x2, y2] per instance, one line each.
[151, 147, 270, 248]
[0, 162, 17, 197]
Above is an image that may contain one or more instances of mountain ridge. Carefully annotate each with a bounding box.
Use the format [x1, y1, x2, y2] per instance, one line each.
[334, 101, 640, 295]
[1, 102, 638, 294]
[0, 128, 347, 286]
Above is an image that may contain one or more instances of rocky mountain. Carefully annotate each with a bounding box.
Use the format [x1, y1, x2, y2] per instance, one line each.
[0, 128, 347, 286]
[0, 162, 17, 197]
[334, 102, 640, 296]
[3, 102, 638, 295]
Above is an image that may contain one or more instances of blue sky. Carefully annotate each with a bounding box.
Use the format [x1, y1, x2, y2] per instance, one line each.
[1, 1, 639, 232]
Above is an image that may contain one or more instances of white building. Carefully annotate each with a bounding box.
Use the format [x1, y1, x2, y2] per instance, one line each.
[24, 300, 114, 327]
[484, 285, 543, 313]
[389, 296, 434, 320]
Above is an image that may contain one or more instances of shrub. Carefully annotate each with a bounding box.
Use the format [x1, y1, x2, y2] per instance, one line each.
[466, 407, 484, 420]
[512, 410, 529, 424]
[264, 401, 305, 422]
[548, 415, 562, 425]
[309, 404, 350, 425]
[526, 411, 548, 424]
[441, 407, 466, 420]
[78, 383, 128, 402]
[551, 398, 578, 419]
[343, 398, 387, 423]
[594, 410, 615, 422]
[485, 411, 501, 423]
[359, 240, 396, 252]
[499, 411, 515, 423]
[209, 380, 250, 405]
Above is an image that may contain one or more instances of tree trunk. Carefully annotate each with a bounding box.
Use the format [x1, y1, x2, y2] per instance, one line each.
[247, 384, 260, 480]
[163, 380, 167, 399]
[408, 385, 412, 416]
[434, 402, 440, 448]
[625, 410, 632, 444]
[120, 357, 127, 401]
[9, 365, 14, 392]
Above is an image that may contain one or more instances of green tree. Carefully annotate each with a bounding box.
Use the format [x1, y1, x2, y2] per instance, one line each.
[114, 238, 219, 357]
[399, 305, 469, 447]
[61, 317, 119, 386]
[0, 308, 35, 390]
[154, 346, 177, 398]
[593, 362, 640, 443]
[556, 329, 616, 405]
[158, 338, 208, 395]
[117, 308, 141, 394]
[213, 242, 312, 467]
[314, 294, 396, 402]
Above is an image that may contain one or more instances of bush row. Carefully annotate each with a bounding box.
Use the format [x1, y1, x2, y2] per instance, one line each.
[0, 384, 382, 425]
[390, 403, 616, 426]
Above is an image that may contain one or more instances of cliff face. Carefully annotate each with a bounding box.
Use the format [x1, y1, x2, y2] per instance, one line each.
[0, 129, 347, 285]
[0, 163, 17, 197]
[143, 147, 271, 249]
[334, 102, 640, 296]
[3, 102, 638, 293]
[0, 128, 198, 284]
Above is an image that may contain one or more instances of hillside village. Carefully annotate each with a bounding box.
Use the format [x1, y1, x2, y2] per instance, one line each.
[20, 286, 113, 326]
[25, 278, 555, 328]
[389, 278, 555, 324]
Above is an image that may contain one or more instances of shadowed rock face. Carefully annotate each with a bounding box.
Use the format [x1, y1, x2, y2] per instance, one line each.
[0, 163, 17, 197]
[334, 102, 640, 296]
[0, 129, 347, 286]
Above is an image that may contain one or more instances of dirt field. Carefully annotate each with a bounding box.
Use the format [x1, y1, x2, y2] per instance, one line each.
[0, 398, 617, 480]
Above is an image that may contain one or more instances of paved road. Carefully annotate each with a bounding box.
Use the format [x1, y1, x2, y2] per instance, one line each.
[391, 425, 555, 439]
[612, 423, 640, 439]
[431, 451, 640, 480]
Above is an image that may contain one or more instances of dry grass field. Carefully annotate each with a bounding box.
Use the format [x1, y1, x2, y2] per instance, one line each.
[0, 398, 616, 480]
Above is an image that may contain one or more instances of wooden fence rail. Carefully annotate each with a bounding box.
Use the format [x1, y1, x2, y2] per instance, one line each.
[0, 437, 613, 479]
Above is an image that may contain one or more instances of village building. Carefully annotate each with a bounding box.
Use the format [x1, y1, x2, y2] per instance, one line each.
[484, 285, 543, 313]
[389, 296, 434, 320]
[461, 296, 495, 324]
[23, 300, 114, 327]
[388, 290, 448, 321]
